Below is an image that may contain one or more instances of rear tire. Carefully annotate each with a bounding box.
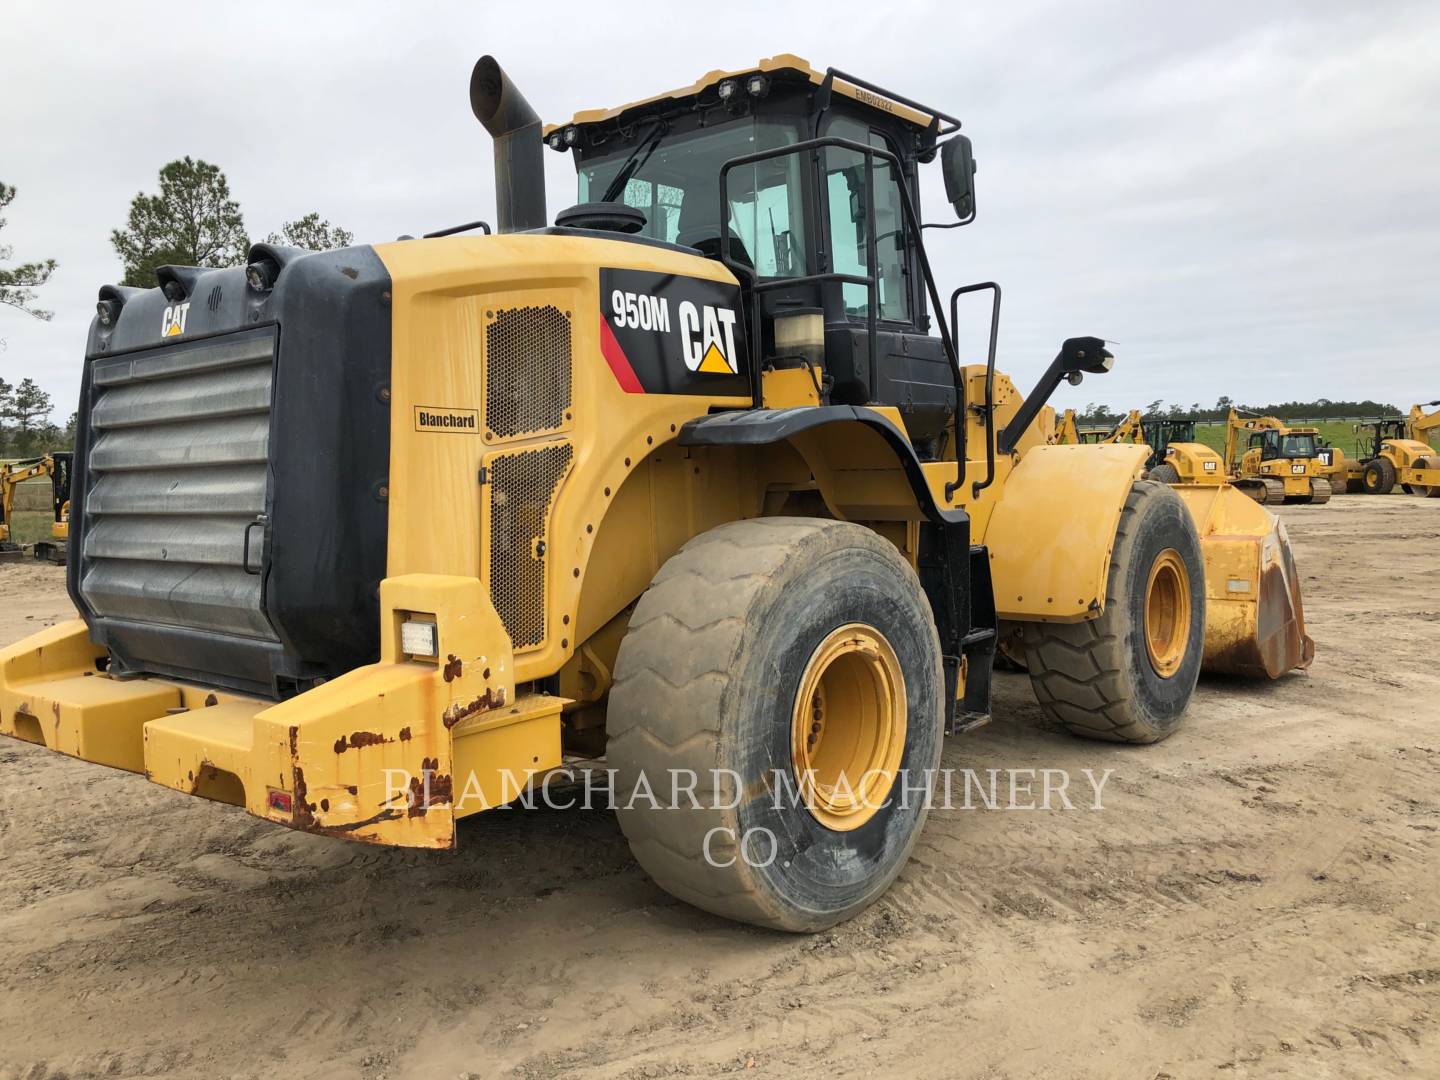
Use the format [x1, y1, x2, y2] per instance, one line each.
[1149, 462, 1181, 484]
[608, 518, 944, 932]
[1363, 457, 1396, 495]
[1023, 481, 1205, 744]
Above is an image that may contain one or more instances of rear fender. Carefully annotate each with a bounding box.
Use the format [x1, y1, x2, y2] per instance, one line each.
[981, 443, 1150, 622]
[679, 406, 964, 525]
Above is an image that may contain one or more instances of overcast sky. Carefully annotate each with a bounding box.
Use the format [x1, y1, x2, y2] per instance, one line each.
[4, 0, 1438, 423]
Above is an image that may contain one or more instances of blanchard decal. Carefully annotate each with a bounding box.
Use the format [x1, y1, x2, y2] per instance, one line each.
[414, 406, 479, 433]
[161, 302, 190, 338]
[599, 268, 750, 397]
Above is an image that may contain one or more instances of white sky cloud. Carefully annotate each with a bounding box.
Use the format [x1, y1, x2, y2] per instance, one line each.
[3, 0, 1438, 421]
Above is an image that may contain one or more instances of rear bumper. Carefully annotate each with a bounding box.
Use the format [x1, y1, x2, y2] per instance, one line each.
[0, 575, 564, 848]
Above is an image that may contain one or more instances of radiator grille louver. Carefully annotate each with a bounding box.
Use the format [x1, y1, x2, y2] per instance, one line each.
[488, 443, 573, 650]
[484, 305, 572, 439]
[80, 326, 277, 642]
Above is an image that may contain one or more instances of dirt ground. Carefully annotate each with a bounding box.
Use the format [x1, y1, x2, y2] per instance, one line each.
[1, 497, 1437, 1079]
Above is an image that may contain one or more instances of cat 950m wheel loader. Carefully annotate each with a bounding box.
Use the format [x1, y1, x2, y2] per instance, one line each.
[0, 55, 1313, 931]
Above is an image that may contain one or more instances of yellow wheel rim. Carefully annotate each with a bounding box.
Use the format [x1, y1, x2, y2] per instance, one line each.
[1144, 549, 1192, 678]
[790, 624, 906, 832]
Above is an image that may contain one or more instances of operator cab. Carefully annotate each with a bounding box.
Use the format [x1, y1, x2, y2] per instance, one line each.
[1250, 430, 1319, 461]
[1359, 418, 1407, 459]
[546, 56, 975, 450]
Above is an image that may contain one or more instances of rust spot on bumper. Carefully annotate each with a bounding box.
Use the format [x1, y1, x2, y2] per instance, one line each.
[442, 687, 506, 729]
[333, 730, 393, 754]
[407, 756, 453, 818]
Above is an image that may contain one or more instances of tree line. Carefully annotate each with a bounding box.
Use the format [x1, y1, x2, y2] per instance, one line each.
[1076, 395, 1403, 427]
[1, 159, 351, 454]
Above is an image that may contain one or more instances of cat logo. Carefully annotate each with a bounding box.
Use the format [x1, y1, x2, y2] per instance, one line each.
[161, 302, 191, 338]
[678, 300, 739, 375]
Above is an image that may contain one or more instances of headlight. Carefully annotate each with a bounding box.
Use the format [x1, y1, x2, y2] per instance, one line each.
[401, 618, 439, 658]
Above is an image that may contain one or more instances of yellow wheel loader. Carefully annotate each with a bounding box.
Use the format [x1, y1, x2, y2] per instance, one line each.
[0, 55, 1313, 932]
[1026, 415, 1311, 682]
[1335, 401, 1440, 497]
[1214, 409, 1331, 505]
[0, 452, 70, 564]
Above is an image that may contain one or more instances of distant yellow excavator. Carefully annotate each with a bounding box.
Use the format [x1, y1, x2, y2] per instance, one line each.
[1053, 408, 1142, 447]
[0, 453, 71, 564]
[1332, 400, 1440, 496]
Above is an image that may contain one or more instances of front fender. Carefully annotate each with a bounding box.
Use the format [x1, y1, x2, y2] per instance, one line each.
[981, 443, 1149, 622]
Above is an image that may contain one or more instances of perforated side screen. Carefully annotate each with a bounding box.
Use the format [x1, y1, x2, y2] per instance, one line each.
[484, 305, 572, 439]
[488, 443, 573, 650]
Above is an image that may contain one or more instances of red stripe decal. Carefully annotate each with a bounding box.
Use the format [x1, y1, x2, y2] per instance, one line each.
[599, 316, 645, 394]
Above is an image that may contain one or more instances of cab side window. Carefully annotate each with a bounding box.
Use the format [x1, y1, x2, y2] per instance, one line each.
[823, 116, 911, 323]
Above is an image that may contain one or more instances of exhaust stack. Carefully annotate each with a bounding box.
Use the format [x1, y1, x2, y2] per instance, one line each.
[470, 56, 547, 233]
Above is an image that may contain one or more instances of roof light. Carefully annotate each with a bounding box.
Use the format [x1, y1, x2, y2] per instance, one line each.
[717, 79, 738, 101]
[245, 260, 277, 292]
[746, 74, 769, 97]
[161, 280, 187, 302]
[96, 299, 120, 327]
[547, 131, 565, 151]
[563, 125, 579, 146]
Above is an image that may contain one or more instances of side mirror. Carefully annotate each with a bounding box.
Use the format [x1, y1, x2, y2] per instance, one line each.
[1059, 336, 1114, 382]
[941, 135, 977, 221]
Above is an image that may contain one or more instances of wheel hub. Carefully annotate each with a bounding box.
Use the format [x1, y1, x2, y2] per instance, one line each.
[1144, 548, 1192, 678]
[790, 624, 906, 832]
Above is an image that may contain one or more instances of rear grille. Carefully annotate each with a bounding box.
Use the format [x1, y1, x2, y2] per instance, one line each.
[80, 327, 276, 641]
[484, 305, 571, 439]
[488, 443, 572, 650]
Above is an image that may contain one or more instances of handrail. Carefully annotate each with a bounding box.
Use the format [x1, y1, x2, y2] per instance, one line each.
[948, 282, 1001, 499]
[819, 68, 962, 137]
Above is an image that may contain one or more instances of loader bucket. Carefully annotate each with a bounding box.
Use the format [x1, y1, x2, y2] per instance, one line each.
[1172, 485, 1315, 679]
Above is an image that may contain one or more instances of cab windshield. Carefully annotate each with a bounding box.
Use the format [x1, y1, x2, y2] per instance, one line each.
[1280, 434, 1318, 458]
[577, 118, 808, 279]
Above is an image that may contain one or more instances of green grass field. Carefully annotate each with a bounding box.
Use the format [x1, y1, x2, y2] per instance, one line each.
[1186, 421, 1400, 458]
[3, 511, 53, 547]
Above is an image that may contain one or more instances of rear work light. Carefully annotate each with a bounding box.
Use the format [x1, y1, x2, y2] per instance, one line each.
[401, 618, 439, 658]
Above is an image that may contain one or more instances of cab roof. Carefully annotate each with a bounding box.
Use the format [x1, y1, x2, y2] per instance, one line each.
[545, 54, 943, 135]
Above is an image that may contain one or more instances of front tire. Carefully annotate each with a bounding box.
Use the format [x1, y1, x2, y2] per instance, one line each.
[1023, 481, 1205, 744]
[1363, 458, 1397, 495]
[608, 518, 944, 932]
